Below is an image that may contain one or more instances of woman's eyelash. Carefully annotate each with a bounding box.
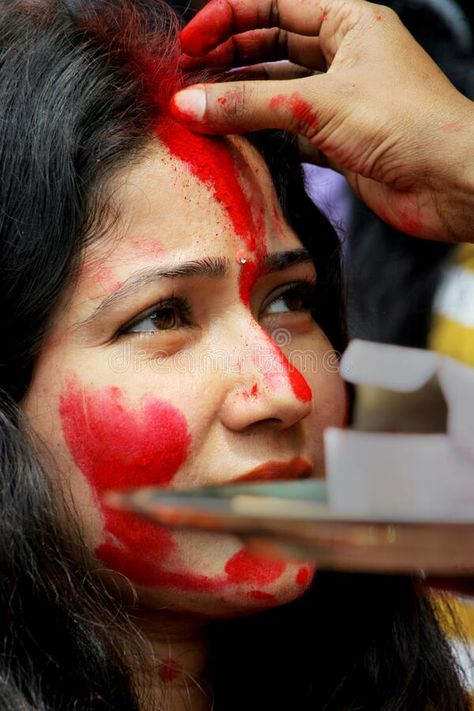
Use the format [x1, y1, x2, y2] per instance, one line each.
[119, 296, 192, 336]
[118, 278, 317, 339]
[265, 280, 317, 313]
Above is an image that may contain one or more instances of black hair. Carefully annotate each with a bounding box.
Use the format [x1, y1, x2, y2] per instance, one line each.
[0, 1, 469, 709]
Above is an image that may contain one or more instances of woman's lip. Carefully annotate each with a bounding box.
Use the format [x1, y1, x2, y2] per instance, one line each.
[233, 457, 313, 483]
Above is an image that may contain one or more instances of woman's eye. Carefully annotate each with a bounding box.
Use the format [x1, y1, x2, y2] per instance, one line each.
[264, 283, 315, 315]
[125, 298, 192, 334]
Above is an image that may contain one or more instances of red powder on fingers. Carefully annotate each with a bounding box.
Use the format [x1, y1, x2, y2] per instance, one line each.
[269, 93, 319, 133]
[180, 0, 237, 56]
[225, 548, 287, 585]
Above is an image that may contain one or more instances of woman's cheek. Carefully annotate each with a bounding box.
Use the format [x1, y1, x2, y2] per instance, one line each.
[58, 376, 292, 598]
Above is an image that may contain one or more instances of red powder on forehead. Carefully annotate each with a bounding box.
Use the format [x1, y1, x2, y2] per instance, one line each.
[129, 235, 167, 261]
[157, 118, 269, 305]
[156, 119, 257, 251]
[239, 258, 262, 305]
[225, 548, 286, 585]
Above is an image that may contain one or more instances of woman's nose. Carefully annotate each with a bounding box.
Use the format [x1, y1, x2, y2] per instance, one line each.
[219, 325, 313, 432]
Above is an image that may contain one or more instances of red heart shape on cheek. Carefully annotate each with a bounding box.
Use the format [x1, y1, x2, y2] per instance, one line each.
[59, 378, 191, 492]
[59, 378, 194, 584]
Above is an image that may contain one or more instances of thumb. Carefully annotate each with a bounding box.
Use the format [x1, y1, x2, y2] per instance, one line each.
[171, 77, 324, 138]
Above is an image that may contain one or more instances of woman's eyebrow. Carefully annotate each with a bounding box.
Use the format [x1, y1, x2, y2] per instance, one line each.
[79, 256, 228, 328]
[263, 248, 313, 273]
[78, 248, 313, 329]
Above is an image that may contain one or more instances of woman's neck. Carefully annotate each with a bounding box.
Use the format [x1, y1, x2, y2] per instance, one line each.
[130, 608, 212, 711]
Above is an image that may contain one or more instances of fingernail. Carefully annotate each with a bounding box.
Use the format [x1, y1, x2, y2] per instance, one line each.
[171, 88, 207, 121]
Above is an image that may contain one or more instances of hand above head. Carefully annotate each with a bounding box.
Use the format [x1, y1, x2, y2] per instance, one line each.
[172, 0, 474, 243]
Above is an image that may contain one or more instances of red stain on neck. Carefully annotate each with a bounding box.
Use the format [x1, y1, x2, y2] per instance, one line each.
[159, 659, 182, 684]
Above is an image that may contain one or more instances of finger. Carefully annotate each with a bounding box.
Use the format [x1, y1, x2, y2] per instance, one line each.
[297, 136, 343, 173]
[180, 0, 353, 56]
[171, 76, 325, 139]
[230, 62, 317, 81]
[180, 29, 326, 72]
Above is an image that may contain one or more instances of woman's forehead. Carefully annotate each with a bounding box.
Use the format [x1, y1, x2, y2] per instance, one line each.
[81, 135, 291, 275]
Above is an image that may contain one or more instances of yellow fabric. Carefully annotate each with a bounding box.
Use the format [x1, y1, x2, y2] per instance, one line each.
[428, 243, 474, 364]
[429, 315, 474, 367]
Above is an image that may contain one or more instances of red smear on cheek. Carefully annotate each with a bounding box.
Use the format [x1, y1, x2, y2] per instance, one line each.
[60, 379, 289, 594]
[60, 380, 230, 591]
[60, 380, 191, 490]
[248, 590, 276, 602]
[269, 93, 319, 132]
[296, 566, 312, 586]
[225, 548, 286, 585]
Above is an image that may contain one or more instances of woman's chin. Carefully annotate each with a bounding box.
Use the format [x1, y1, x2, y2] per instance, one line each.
[124, 561, 316, 619]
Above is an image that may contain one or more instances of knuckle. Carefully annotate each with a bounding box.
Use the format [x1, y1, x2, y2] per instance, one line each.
[216, 85, 250, 121]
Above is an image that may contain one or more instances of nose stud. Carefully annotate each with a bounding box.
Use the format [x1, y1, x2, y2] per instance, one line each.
[236, 251, 248, 265]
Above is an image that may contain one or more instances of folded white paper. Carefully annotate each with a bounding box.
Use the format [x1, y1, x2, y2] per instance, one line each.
[325, 340, 474, 521]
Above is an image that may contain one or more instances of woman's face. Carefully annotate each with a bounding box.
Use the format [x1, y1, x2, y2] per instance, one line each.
[23, 128, 346, 617]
